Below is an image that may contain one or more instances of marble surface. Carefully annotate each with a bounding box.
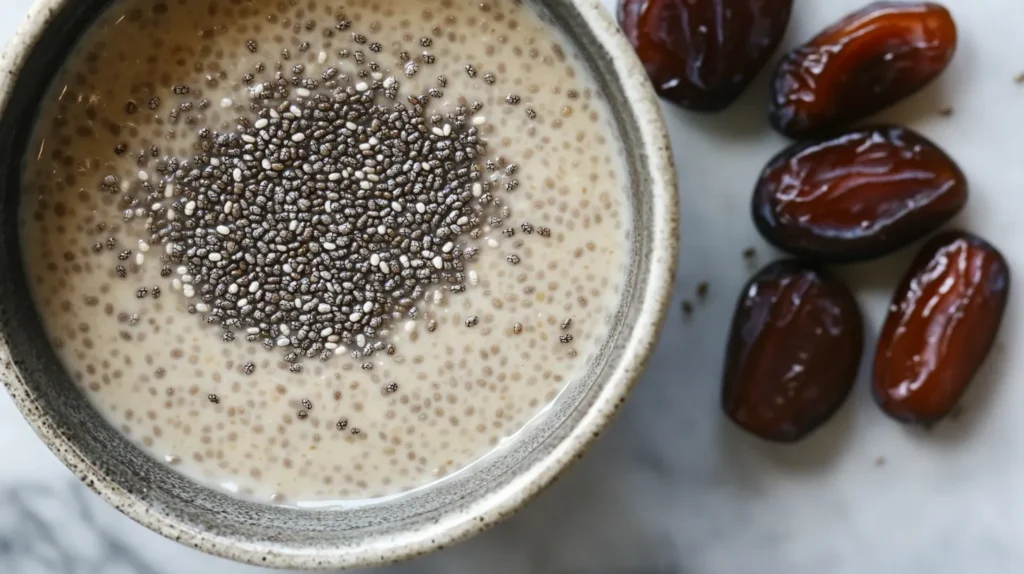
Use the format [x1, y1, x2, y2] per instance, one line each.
[5, 0, 1024, 572]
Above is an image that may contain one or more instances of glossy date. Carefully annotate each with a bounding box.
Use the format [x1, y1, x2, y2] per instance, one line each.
[722, 260, 864, 442]
[618, 0, 793, 111]
[752, 125, 967, 262]
[873, 232, 1010, 426]
[769, 2, 957, 138]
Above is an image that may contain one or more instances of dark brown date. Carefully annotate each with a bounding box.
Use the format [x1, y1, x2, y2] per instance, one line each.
[769, 2, 957, 138]
[722, 260, 863, 442]
[752, 125, 967, 262]
[618, 0, 793, 111]
[873, 232, 1010, 426]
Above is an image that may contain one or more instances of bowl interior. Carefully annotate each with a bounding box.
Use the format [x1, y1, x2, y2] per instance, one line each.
[0, 0, 668, 567]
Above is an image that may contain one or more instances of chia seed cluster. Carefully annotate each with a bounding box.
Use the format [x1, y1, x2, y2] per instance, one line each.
[106, 21, 546, 363]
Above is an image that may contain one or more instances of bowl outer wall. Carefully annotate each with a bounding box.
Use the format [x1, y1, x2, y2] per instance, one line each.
[0, 0, 679, 569]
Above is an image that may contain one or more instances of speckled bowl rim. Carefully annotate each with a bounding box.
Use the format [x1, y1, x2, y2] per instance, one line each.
[0, 0, 678, 569]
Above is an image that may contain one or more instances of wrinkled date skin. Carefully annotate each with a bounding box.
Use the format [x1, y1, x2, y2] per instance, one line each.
[618, 0, 794, 111]
[752, 125, 967, 262]
[874, 232, 1010, 426]
[769, 2, 957, 138]
[722, 260, 864, 442]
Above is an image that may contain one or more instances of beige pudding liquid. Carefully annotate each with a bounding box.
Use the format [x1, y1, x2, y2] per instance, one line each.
[21, 0, 630, 505]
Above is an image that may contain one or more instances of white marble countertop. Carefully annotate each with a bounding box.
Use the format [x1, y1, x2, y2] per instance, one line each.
[6, 0, 1024, 572]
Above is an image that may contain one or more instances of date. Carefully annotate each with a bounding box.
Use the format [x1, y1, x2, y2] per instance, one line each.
[769, 2, 957, 138]
[874, 232, 1010, 426]
[722, 260, 863, 442]
[752, 125, 967, 262]
[618, 0, 793, 111]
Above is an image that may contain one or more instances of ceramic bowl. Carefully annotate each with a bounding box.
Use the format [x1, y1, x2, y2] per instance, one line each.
[0, 0, 678, 569]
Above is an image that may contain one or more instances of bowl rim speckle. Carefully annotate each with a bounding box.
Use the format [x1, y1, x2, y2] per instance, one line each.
[0, 0, 679, 569]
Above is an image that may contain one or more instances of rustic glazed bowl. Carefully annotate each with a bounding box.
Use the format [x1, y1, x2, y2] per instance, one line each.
[0, 0, 678, 569]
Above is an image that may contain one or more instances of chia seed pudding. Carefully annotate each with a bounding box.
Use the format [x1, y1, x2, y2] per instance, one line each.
[20, 0, 630, 505]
